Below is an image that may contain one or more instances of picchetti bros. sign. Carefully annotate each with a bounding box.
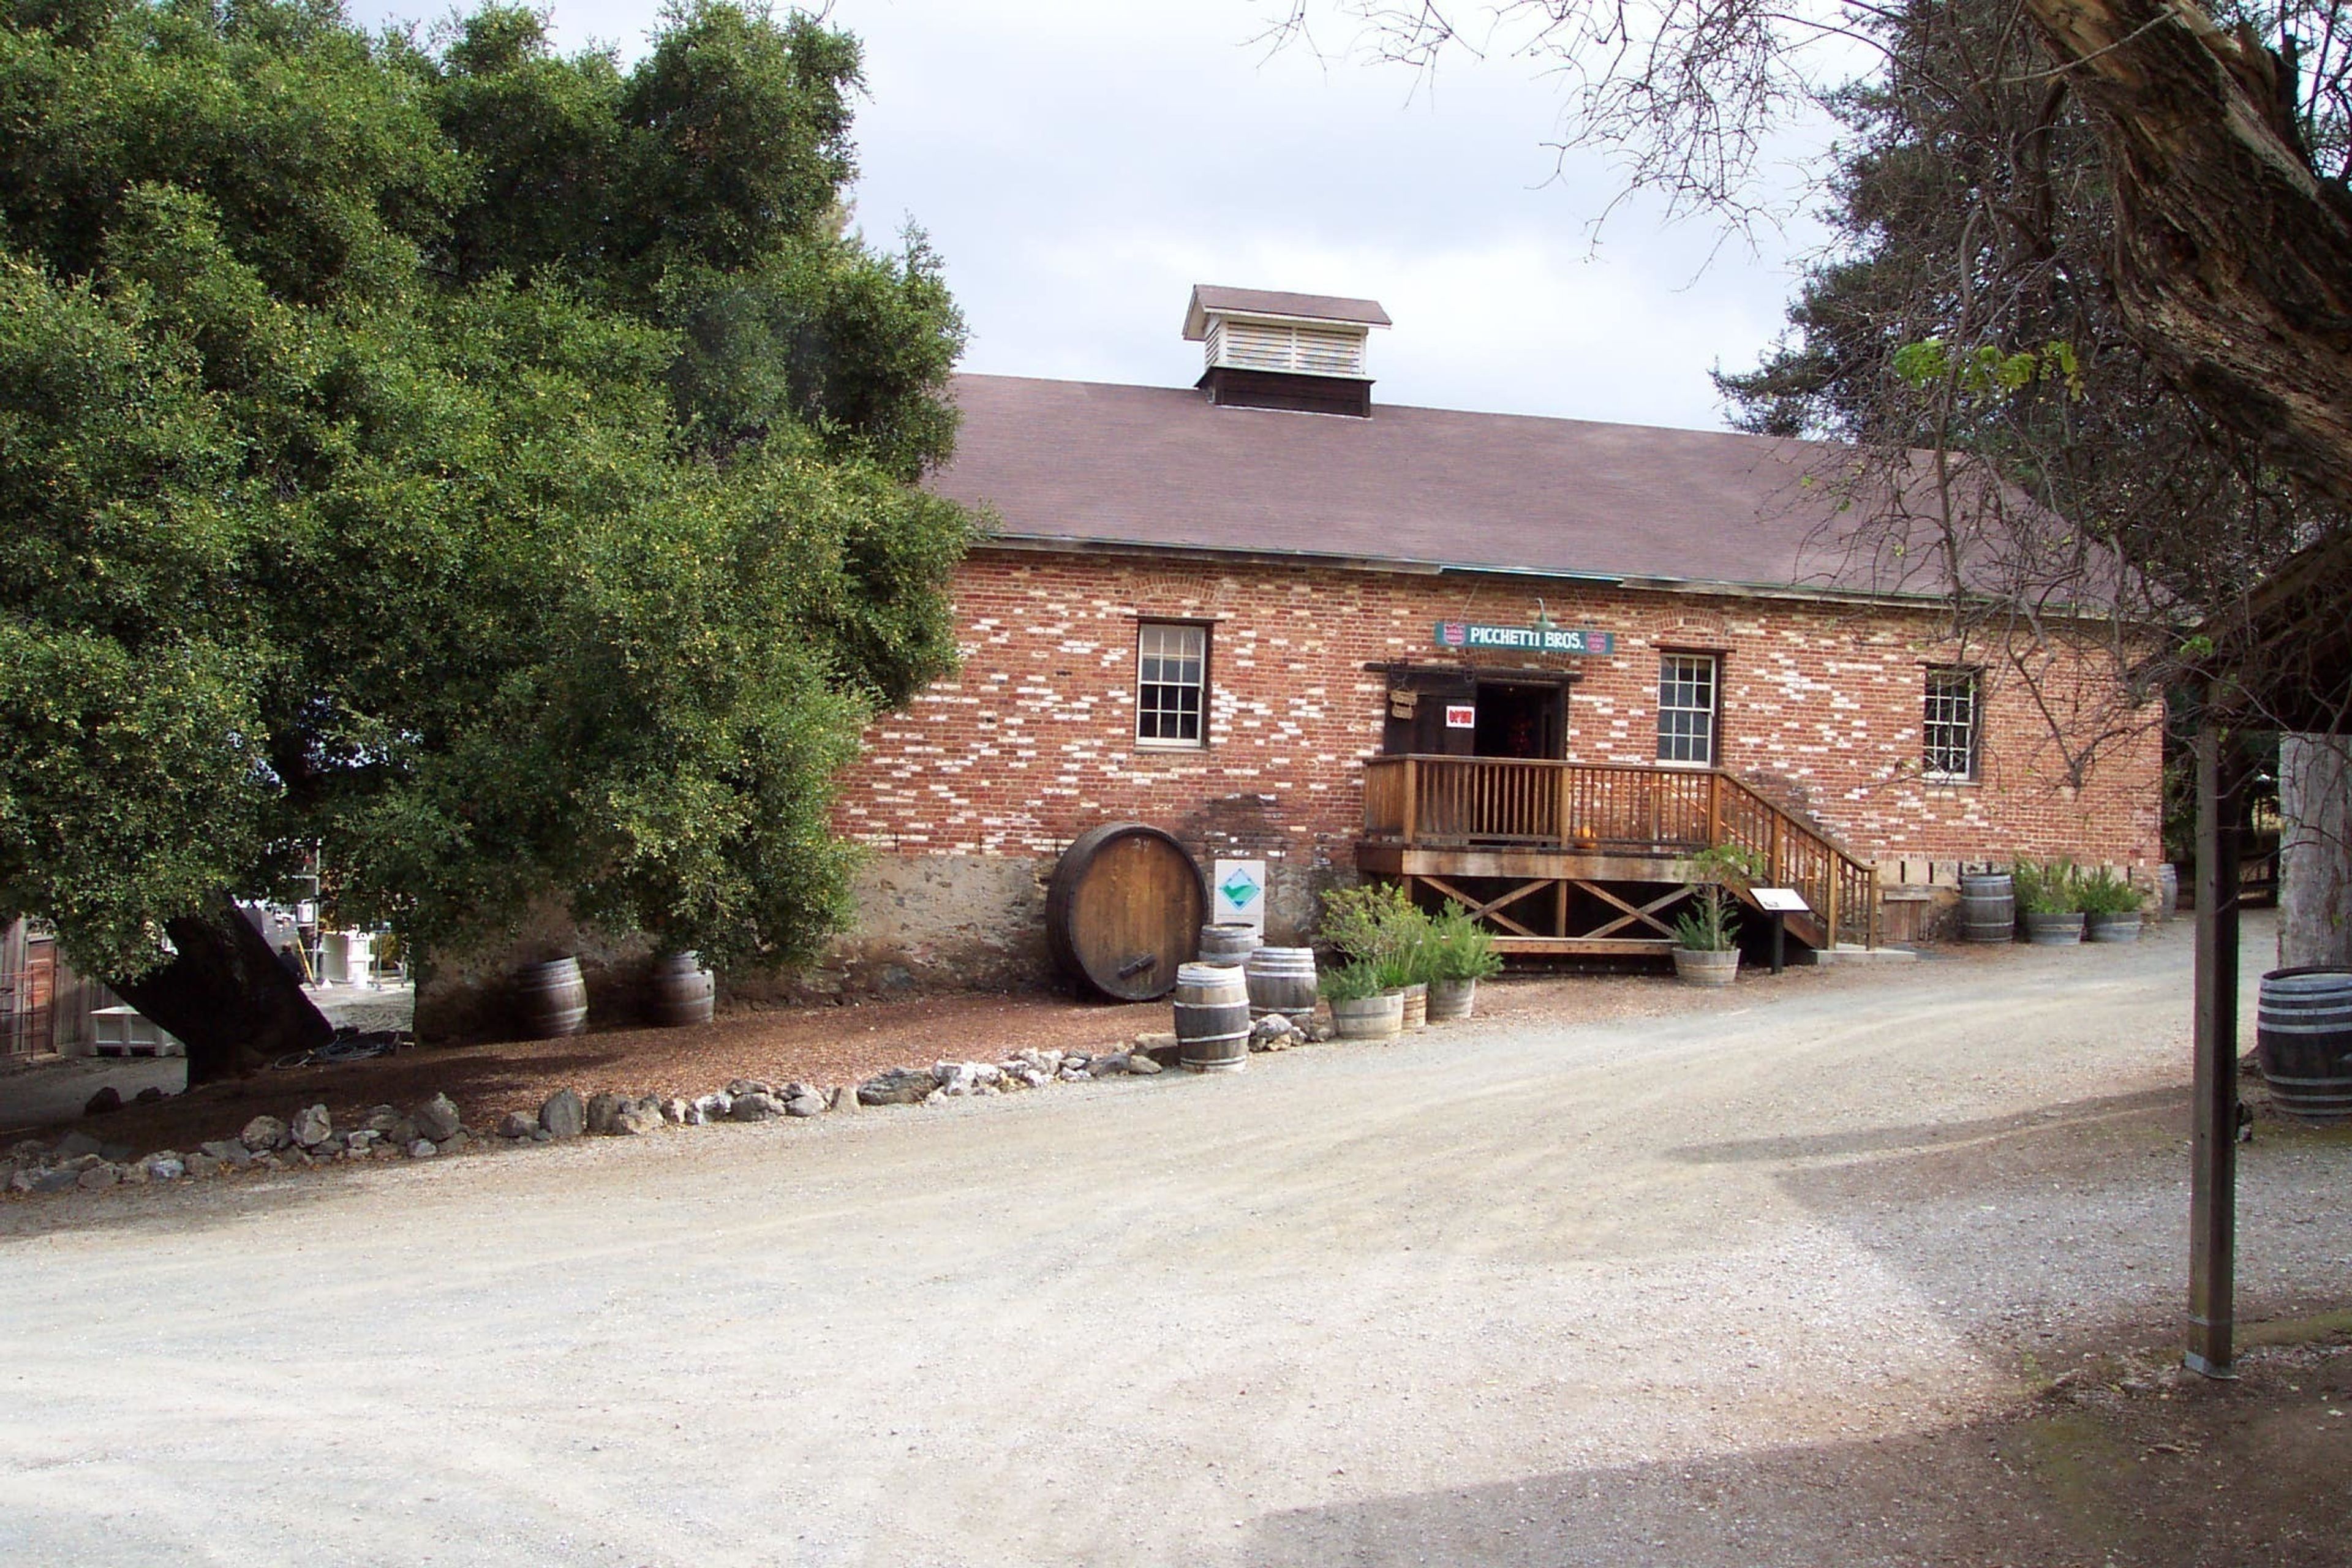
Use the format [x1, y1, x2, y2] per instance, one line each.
[1433, 621, 1616, 655]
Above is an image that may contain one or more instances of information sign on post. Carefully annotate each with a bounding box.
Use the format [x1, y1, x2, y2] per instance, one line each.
[1750, 888, 1809, 974]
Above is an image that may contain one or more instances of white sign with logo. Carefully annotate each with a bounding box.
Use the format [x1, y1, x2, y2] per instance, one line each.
[1213, 859, 1268, 932]
[1445, 704, 1477, 729]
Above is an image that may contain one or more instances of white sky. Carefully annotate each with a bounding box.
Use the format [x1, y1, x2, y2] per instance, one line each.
[356, 0, 1836, 432]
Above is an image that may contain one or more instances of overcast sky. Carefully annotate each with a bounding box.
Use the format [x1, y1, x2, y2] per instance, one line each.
[358, 0, 1834, 432]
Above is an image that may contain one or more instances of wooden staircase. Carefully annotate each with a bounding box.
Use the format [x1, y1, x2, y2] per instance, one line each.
[1356, 756, 1882, 956]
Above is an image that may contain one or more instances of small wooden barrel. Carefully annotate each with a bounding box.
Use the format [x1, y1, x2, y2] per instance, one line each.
[2257, 967, 2352, 1121]
[1244, 947, 1318, 1019]
[518, 956, 587, 1038]
[649, 952, 715, 1027]
[1174, 962, 1250, 1074]
[1198, 923, 1260, 966]
[1959, 873, 2015, 943]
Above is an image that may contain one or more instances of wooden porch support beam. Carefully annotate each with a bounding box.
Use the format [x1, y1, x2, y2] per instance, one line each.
[1421, 875, 1553, 940]
[1572, 880, 1689, 940]
[2186, 718, 2242, 1379]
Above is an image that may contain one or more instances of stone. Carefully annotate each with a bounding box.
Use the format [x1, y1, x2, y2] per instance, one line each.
[694, 1091, 733, 1121]
[1001, 1063, 1049, 1090]
[932, 1061, 1005, 1096]
[611, 1104, 662, 1136]
[83, 1085, 123, 1116]
[345, 1129, 377, 1151]
[77, 1164, 120, 1190]
[290, 1104, 334, 1148]
[29, 1168, 81, 1194]
[56, 1131, 102, 1158]
[413, 1094, 464, 1142]
[858, 1068, 935, 1107]
[538, 1088, 586, 1139]
[1127, 1053, 1163, 1076]
[731, 1091, 783, 1121]
[1308, 1022, 1336, 1043]
[407, 1139, 437, 1159]
[133, 1086, 166, 1105]
[143, 1155, 184, 1181]
[725, 1079, 772, 1100]
[496, 1112, 537, 1140]
[118, 1160, 152, 1185]
[1086, 1054, 1132, 1077]
[785, 1091, 827, 1118]
[440, 1129, 472, 1153]
[1133, 1031, 1178, 1056]
[200, 1139, 253, 1168]
[366, 1106, 403, 1134]
[585, 1091, 627, 1135]
[659, 1097, 688, 1125]
[387, 1117, 419, 1147]
[1251, 1015, 1294, 1042]
[184, 1153, 221, 1179]
[100, 1142, 132, 1163]
[828, 1085, 861, 1114]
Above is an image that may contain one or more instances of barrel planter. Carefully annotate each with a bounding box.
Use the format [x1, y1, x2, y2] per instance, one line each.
[2153, 864, 2180, 921]
[1672, 948, 1739, 987]
[1959, 872, 2016, 943]
[518, 956, 588, 1038]
[1173, 963, 1250, 1073]
[1046, 823, 1209, 1001]
[1331, 992, 1404, 1041]
[1400, 982, 1429, 1030]
[2256, 967, 2352, 1121]
[2021, 911, 2085, 946]
[649, 952, 715, 1027]
[1427, 977, 1477, 1020]
[1244, 947, 1317, 1019]
[2085, 913, 2141, 944]
[1198, 923, 1259, 967]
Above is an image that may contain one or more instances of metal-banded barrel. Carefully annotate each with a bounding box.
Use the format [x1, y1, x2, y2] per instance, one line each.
[1244, 947, 1317, 1019]
[1197, 923, 1260, 966]
[518, 956, 588, 1038]
[649, 952, 715, 1027]
[1173, 962, 1250, 1074]
[1959, 872, 2015, 943]
[2256, 967, 2352, 1121]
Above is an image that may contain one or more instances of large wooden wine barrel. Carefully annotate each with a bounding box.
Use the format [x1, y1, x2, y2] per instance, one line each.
[518, 956, 587, 1038]
[1173, 963, 1250, 1073]
[649, 952, 715, 1027]
[2257, 967, 2352, 1121]
[1046, 824, 1209, 1001]
[1959, 873, 2015, 943]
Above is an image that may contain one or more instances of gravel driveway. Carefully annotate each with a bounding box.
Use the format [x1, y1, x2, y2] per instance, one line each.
[4, 919, 2346, 1567]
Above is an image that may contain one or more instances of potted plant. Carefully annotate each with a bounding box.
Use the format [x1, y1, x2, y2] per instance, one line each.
[1671, 845, 1760, 987]
[2078, 867, 2143, 943]
[1319, 882, 1434, 1027]
[2015, 858, 2086, 944]
[1323, 959, 1403, 1040]
[1427, 901, 1502, 1019]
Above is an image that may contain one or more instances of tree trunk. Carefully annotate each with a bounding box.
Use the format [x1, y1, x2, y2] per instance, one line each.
[2278, 733, 2352, 968]
[2019, 0, 2352, 514]
[111, 891, 333, 1084]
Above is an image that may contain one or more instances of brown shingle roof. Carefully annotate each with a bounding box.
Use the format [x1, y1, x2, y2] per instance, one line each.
[1182, 287, 1393, 340]
[931, 374, 1901, 598]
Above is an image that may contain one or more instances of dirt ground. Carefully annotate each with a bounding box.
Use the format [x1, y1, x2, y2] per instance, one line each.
[0, 967, 1728, 1161]
[3, 919, 2348, 1567]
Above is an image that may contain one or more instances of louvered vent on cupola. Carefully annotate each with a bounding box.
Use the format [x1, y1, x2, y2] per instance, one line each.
[1182, 285, 1391, 418]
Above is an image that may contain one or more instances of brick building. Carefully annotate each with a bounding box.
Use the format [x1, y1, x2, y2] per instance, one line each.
[824, 288, 2161, 989]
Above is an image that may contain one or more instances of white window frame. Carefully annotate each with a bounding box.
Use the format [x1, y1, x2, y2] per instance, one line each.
[1923, 666, 1982, 783]
[1135, 622, 1208, 749]
[1655, 652, 1719, 767]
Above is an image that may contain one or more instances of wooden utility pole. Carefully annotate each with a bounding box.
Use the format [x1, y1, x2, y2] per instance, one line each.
[2185, 720, 2242, 1378]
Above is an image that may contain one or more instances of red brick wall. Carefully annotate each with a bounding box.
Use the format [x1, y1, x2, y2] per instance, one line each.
[834, 548, 2163, 877]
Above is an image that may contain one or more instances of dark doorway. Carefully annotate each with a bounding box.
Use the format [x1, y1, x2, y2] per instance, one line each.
[1473, 681, 1565, 760]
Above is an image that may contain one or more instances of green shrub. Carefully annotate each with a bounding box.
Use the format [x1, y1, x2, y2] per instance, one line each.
[2075, 867, 2141, 916]
[1321, 959, 1389, 1004]
[2013, 858, 2083, 914]
[1317, 881, 1434, 987]
[1675, 843, 1764, 951]
[1430, 901, 1504, 982]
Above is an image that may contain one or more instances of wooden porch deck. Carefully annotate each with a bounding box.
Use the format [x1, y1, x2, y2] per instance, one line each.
[1357, 756, 1882, 955]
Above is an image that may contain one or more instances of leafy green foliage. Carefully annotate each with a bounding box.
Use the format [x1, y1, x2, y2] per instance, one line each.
[0, 0, 971, 979]
[2012, 857, 2083, 915]
[1674, 843, 1763, 952]
[1428, 900, 1502, 982]
[2073, 865, 2141, 917]
[1316, 881, 1435, 989]
[1319, 958, 1388, 1005]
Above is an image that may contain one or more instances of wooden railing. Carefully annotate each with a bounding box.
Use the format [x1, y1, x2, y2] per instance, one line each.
[1360, 756, 1881, 948]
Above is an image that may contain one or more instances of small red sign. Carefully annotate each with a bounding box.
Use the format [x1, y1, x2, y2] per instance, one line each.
[1445, 704, 1476, 729]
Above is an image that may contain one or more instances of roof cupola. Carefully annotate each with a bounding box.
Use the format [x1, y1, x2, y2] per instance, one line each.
[1182, 285, 1390, 418]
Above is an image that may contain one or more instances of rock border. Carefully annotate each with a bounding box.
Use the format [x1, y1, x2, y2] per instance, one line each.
[2, 1014, 1338, 1202]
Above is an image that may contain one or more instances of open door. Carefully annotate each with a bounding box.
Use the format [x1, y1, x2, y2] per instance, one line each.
[1382, 668, 1477, 756]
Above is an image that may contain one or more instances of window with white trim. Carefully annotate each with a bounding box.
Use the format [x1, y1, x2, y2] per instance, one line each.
[1923, 667, 1981, 782]
[1656, 653, 1719, 766]
[1136, 623, 1207, 747]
